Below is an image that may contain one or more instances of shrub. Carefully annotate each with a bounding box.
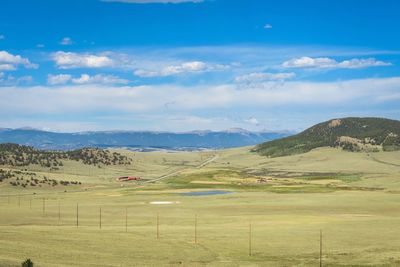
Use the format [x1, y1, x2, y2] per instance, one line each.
[22, 259, 33, 267]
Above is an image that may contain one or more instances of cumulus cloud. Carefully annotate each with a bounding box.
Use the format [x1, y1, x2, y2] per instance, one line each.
[134, 61, 229, 77]
[0, 64, 16, 71]
[0, 51, 38, 71]
[60, 37, 74, 45]
[71, 74, 129, 84]
[235, 72, 295, 83]
[47, 74, 72, 85]
[52, 51, 114, 69]
[47, 73, 128, 85]
[282, 56, 391, 69]
[0, 74, 33, 86]
[101, 0, 203, 4]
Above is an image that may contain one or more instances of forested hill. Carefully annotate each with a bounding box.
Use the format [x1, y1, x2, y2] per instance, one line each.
[253, 117, 400, 157]
[0, 143, 131, 168]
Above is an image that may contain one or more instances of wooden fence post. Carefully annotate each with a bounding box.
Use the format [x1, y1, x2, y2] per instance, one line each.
[76, 203, 79, 228]
[58, 201, 61, 225]
[43, 198, 45, 215]
[249, 221, 252, 256]
[194, 214, 197, 244]
[157, 213, 159, 239]
[320, 229, 323, 267]
[125, 207, 128, 233]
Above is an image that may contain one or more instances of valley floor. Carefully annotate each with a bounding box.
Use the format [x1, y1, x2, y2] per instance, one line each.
[1, 147, 400, 266]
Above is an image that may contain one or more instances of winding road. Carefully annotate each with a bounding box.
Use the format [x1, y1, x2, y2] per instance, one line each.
[142, 154, 219, 184]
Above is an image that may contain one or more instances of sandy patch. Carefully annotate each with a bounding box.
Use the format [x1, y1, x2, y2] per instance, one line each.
[149, 201, 180, 205]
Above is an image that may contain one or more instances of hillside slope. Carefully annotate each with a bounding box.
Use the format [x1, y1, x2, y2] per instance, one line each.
[253, 117, 400, 157]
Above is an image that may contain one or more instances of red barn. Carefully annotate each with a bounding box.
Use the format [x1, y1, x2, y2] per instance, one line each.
[118, 176, 141, 181]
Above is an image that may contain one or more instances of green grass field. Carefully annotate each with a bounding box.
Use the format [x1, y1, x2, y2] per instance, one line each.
[1, 147, 400, 266]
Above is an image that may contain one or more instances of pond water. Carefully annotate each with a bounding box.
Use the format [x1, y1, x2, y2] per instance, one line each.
[179, 190, 233, 196]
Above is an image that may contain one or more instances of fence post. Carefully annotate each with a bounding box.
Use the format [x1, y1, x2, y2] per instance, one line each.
[156, 213, 159, 239]
[320, 229, 323, 267]
[76, 203, 79, 228]
[194, 214, 197, 244]
[125, 207, 128, 233]
[58, 201, 61, 225]
[249, 221, 252, 256]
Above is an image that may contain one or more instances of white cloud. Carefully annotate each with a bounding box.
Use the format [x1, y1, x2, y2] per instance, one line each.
[264, 24, 273, 29]
[47, 73, 128, 85]
[0, 74, 33, 86]
[282, 56, 391, 69]
[235, 72, 295, 83]
[16, 76, 33, 84]
[0, 51, 38, 70]
[101, 0, 203, 4]
[336, 58, 391, 69]
[71, 74, 129, 84]
[1, 77, 400, 115]
[60, 37, 73, 45]
[134, 61, 229, 77]
[245, 117, 259, 126]
[47, 74, 72, 85]
[0, 64, 16, 71]
[52, 51, 114, 69]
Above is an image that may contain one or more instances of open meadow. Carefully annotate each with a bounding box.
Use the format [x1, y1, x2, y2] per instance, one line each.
[1, 147, 400, 266]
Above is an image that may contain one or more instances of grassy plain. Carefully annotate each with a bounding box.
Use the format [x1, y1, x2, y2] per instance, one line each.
[1, 147, 400, 266]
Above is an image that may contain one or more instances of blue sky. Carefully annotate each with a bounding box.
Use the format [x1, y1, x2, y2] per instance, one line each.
[1, 0, 400, 132]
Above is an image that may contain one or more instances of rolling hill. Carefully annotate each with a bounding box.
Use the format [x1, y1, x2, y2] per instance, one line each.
[253, 117, 400, 157]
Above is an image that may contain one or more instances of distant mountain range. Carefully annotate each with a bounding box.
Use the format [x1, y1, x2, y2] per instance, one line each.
[0, 128, 291, 151]
[254, 117, 400, 157]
